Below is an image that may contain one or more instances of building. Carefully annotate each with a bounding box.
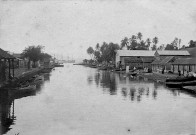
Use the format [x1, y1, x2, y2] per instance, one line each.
[12, 53, 26, 68]
[170, 47, 196, 74]
[152, 50, 190, 72]
[171, 57, 196, 74]
[115, 50, 155, 69]
[0, 48, 16, 81]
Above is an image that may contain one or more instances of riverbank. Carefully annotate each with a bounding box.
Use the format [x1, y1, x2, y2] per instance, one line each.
[0, 67, 44, 88]
[76, 64, 180, 84]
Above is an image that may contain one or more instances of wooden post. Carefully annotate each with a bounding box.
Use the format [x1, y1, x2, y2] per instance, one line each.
[173, 65, 174, 73]
[183, 65, 184, 75]
[12, 59, 14, 77]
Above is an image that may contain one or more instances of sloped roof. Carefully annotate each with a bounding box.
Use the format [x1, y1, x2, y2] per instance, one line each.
[116, 50, 155, 57]
[151, 59, 161, 64]
[156, 50, 190, 56]
[186, 47, 196, 57]
[0, 48, 15, 59]
[172, 58, 196, 65]
[159, 56, 174, 65]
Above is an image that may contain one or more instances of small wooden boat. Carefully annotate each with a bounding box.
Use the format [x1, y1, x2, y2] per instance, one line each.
[183, 86, 196, 93]
[30, 75, 44, 85]
[54, 64, 64, 67]
[18, 85, 36, 91]
[166, 76, 196, 88]
[42, 68, 52, 73]
[127, 72, 138, 76]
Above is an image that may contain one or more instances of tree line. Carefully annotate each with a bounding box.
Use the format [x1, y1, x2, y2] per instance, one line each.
[86, 32, 196, 63]
[21, 45, 52, 68]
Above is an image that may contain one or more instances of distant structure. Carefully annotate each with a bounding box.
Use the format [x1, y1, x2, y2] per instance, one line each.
[63, 56, 75, 63]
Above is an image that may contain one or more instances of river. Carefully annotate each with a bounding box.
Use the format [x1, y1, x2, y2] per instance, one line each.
[1, 64, 196, 135]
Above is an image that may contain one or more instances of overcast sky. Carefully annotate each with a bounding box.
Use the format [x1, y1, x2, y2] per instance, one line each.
[0, 0, 196, 60]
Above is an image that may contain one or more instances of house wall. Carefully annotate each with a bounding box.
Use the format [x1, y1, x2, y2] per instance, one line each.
[121, 56, 154, 69]
[172, 64, 196, 74]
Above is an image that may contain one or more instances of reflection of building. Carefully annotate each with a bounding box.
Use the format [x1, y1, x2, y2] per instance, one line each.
[0, 90, 16, 135]
[115, 50, 155, 69]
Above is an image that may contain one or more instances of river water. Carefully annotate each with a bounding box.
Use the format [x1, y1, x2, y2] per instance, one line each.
[1, 64, 196, 135]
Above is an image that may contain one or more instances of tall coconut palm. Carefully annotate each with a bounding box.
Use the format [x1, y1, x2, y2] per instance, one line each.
[152, 37, 158, 50]
[145, 38, 151, 50]
[129, 35, 137, 50]
[120, 37, 129, 50]
[137, 32, 142, 41]
[95, 43, 100, 51]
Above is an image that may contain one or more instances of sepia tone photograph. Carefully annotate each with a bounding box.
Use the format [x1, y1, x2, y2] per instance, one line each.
[0, 0, 196, 135]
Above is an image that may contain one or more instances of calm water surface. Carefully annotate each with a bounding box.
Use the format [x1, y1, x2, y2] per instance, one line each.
[1, 64, 196, 135]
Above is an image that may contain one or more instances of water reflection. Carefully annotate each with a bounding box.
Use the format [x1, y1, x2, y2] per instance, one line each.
[94, 71, 117, 95]
[91, 70, 196, 102]
[0, 73, 50, 135]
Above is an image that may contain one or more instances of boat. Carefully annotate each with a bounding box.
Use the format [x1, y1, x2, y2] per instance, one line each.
[166, 76, 196, 88]
[41, 68, 52, 73]
[18, 85, 36, 91]
[54, 63, 64, 67]
[127, 72, 138, 76]
[29, 75, 44, 85]
[183, 86, 196, 93]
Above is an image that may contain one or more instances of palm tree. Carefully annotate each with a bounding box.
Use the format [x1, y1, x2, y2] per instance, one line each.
[95, 43, 100, 51]
[129, 35, 137, 50]
[152, 37, 158, 50]
[137, 32, 142, 41]
[120, 37, 129, 50]
[145, 38, 151, 50]
[87, 46, 94, 59]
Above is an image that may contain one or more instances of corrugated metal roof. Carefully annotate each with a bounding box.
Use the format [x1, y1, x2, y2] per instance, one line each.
[0, 48, 15, 59]
[116, 50, 155, 57]
[159, 56, 174, 65]
[172, 58, 196, 65]
[156, 50, 190, 56]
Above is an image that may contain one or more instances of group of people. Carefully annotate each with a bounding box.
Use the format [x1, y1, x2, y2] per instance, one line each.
[178, 70, 196, 77]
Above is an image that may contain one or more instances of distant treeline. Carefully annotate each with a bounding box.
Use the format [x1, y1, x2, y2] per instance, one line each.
[86, 32, 196, 63]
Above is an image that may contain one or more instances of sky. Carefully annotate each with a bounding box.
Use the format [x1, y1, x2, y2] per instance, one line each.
[0, 0, 196, 60]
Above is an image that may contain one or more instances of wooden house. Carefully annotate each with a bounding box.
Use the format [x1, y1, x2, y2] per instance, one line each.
[0, 48, 16, 81]
[152, 50, 190, 72]
[171, 57, 196, 74]
[115, 50, 155, 69]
